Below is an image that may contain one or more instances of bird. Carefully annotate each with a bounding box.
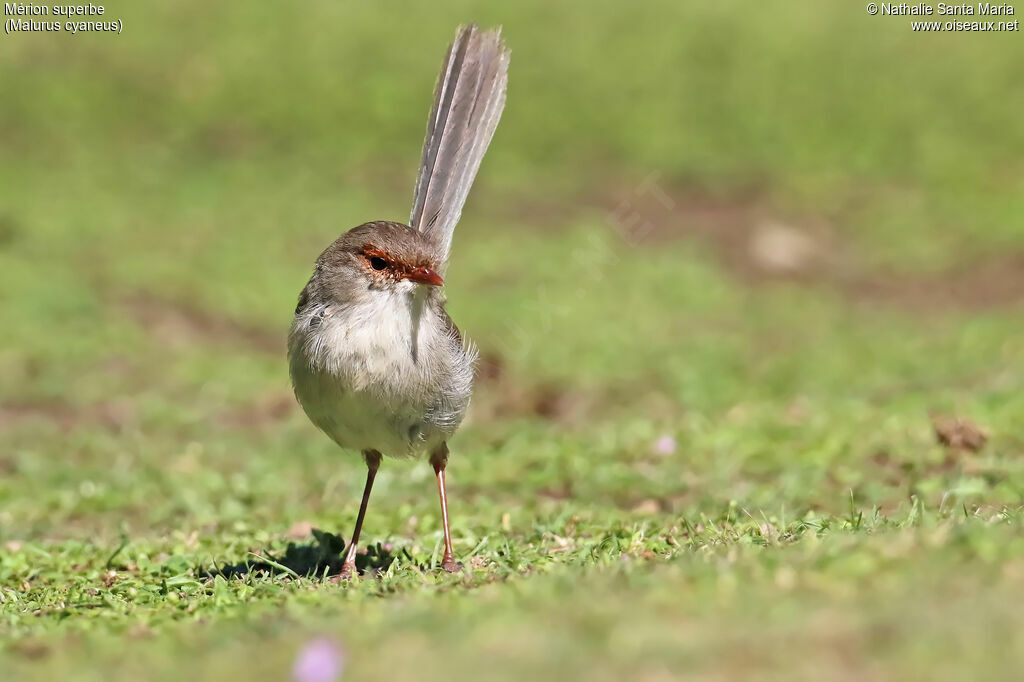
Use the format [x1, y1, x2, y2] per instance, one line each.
[287, 24, 509, 578]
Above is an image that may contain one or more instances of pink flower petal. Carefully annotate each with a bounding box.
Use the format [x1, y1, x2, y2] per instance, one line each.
[293, 638, 345, 682]
[653, 435, 677, 456]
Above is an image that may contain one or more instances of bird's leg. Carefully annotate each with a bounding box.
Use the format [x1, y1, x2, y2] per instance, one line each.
[430, 444, 460, 573]
[340, 449, 382, 579]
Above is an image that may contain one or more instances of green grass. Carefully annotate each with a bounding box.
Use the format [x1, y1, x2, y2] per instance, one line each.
[2, 2, 1023, 680]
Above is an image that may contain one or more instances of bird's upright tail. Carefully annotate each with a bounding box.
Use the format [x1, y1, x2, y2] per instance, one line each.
[409, 24, 510, 267]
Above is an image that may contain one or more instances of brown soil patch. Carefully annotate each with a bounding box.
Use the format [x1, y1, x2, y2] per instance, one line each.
[0, 400, 137, 433]
[851, 254, 1024, 310]
[2, 391, 299, 438]
[217, 392, 297, 431]
[471, 352, 596, 425]
[603, 181, 838, 280]
[1, 392, 298, 435]
[120, 293, 282, 354]
[472, 352, 677, 426]
[603, 179, 1024, 310]
[494, 176, 1024, 312]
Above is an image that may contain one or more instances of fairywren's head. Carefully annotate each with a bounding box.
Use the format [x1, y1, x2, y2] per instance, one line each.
[312, 221, 445, 302]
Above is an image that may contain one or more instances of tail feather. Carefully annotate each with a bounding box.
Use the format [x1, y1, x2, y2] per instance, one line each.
[410, 24, 509, 266]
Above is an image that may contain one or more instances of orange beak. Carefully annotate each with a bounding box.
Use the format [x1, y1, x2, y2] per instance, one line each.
[405, 266, 444, 287]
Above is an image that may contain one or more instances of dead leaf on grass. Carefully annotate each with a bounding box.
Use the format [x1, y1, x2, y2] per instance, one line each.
[931, 414, 988, 452]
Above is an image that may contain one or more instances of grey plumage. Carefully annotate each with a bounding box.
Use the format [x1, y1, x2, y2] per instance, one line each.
[289, 223, 475, 459]
[409, 24, 510, 268]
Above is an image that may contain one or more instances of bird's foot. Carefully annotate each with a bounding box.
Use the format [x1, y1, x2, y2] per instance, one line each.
[332, 560, 357, 583]
[440, 553, 461, 573]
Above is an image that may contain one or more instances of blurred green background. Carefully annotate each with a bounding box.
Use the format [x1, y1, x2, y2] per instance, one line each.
[2, 2, 1023, 680]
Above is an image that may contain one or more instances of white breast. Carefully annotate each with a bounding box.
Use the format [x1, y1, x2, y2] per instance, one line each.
[288, 284, 474, 458]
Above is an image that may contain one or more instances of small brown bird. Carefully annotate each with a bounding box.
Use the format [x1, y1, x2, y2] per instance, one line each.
[287, 25, 509, 577]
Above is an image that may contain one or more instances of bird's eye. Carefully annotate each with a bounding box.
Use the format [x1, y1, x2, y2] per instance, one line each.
[369, 256, 388, 271]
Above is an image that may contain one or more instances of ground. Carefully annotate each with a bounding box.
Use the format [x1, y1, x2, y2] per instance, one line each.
[1, 2, 1023, 680]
